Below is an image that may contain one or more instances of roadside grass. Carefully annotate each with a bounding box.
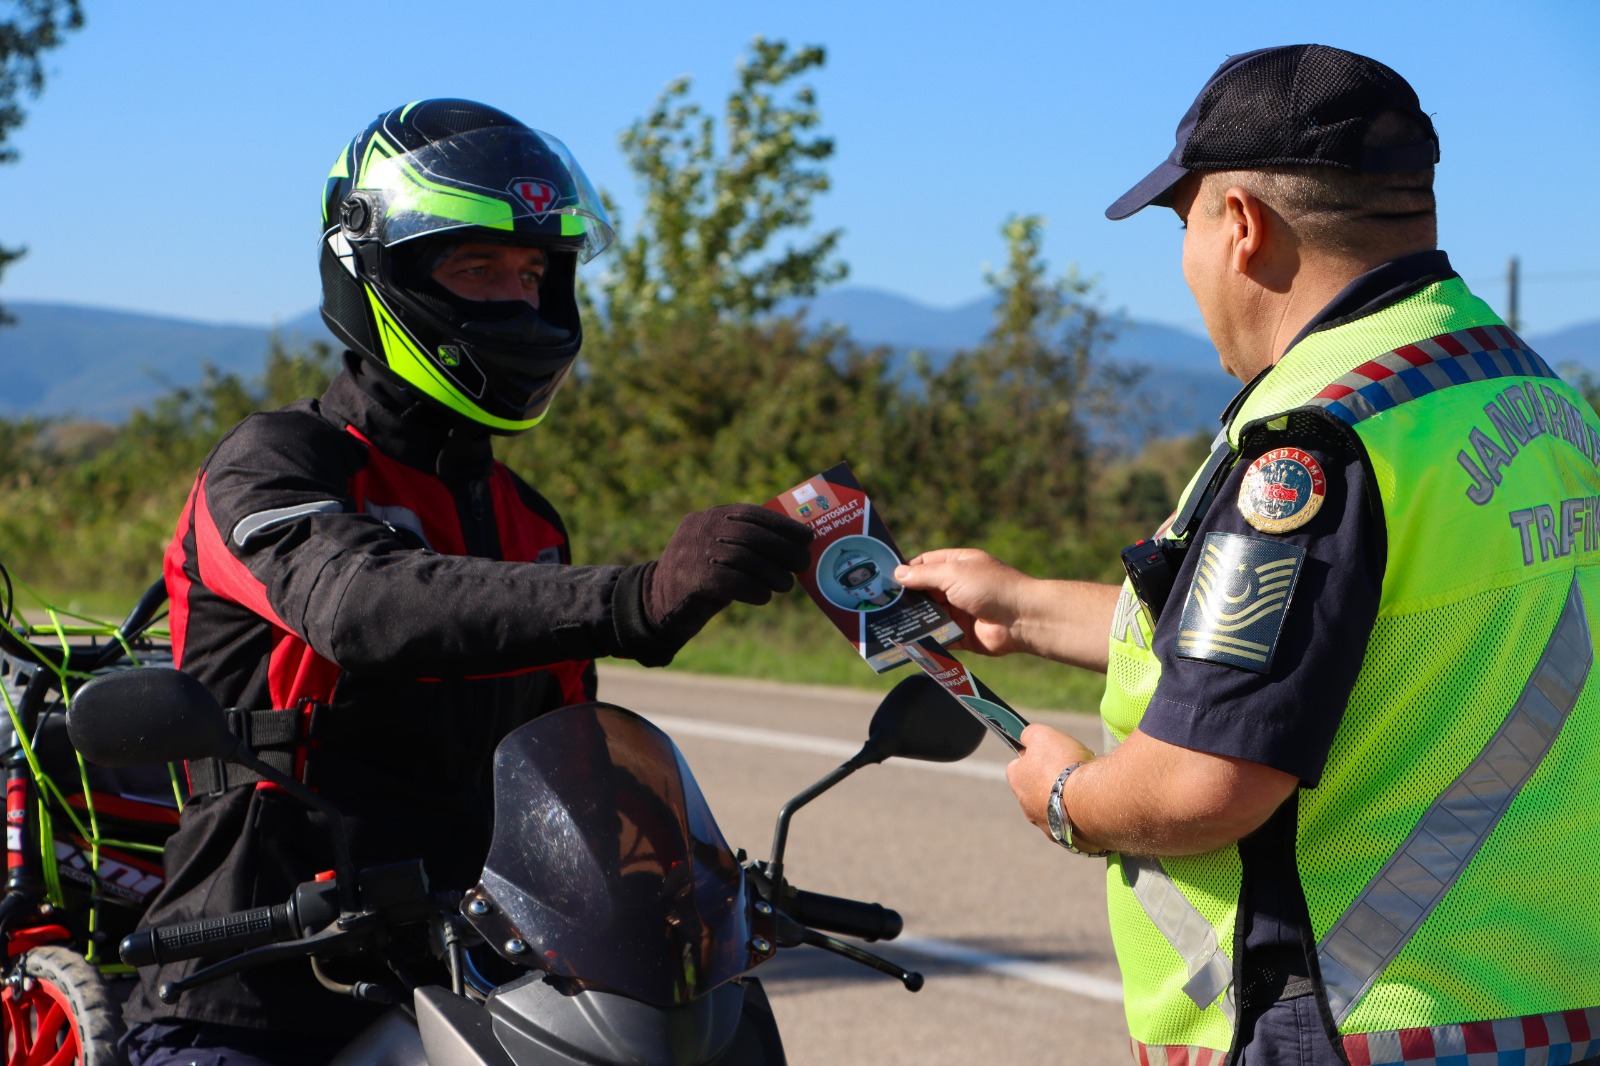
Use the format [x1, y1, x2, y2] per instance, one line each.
[5, 587, 154, 635]
[643, 601, 1108, 715]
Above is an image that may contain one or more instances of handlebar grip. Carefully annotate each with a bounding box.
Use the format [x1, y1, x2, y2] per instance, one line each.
[121, 903, 295, 967]
[787, 889, 903, 943]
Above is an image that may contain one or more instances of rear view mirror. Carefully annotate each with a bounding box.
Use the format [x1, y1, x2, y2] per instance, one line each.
[866, 674, 987, 764]
[760, 671, 990, 891]
[68, 668, 236, 767]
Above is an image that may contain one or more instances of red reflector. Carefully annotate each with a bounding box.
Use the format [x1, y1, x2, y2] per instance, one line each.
[6, 924, 71, 954]
[314, 870, 336, 883]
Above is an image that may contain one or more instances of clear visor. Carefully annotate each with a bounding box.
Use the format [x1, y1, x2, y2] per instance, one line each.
[359, 126, 614, 263]
[840, 563, 878, 589]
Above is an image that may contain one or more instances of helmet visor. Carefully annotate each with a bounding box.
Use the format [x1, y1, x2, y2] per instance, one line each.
[359, 126, 614, 262]
[840, 562, 878, 589]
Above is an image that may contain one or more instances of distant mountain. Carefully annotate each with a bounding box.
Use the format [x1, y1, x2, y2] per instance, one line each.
[795, 287, 1234, 430]
[791, 288, 997, 352]
[797, 286, 1218, 369]
[3, 291, 1595, 434]
[1530, 320, 1600, 372]
[0, 302, 334, 421]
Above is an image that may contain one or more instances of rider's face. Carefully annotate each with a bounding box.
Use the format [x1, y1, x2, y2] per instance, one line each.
[842, 565, 875, 589]
[430, 242, 548, 308]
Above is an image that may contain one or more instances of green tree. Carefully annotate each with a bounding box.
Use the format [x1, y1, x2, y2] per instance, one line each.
[0, 336, 336, 602]
[501, 37, 879, 564]
[1567, 365, 1600, 417]
[903, 215, 1134, 574]
[599, 36, 844, 331]
[1, 0, 85, 322]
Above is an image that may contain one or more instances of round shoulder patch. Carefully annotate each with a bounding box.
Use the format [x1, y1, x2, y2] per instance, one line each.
[1237, 447, 1327, 533]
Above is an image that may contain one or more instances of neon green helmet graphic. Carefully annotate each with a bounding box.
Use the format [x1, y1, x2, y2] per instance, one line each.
[319, 99, 615, 433]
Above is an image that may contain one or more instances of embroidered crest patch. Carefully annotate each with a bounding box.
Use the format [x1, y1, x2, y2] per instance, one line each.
[1176, 532, 1306, 673]
[1238, 447, 1327, 533]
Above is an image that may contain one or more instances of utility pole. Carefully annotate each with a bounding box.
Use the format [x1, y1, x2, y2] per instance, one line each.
[1507, 255, 1521, 333]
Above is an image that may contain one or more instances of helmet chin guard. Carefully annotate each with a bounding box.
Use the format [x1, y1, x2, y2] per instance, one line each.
[318, 99, 613, 433]
[832, 551, 889, 603]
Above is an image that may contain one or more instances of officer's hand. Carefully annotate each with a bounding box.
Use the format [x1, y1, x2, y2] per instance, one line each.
[643, 504, 813, 647]
[894, 548, 1033, 657]
[1007, 723, 1096, 841]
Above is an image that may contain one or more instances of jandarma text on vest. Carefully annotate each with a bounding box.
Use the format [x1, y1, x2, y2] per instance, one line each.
[1458, 382, 1600, 505]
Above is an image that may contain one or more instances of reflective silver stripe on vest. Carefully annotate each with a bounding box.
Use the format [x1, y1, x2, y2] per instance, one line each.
[1318, 576, 1592, 1024]
[1125, 855, 1238, 1024]
[232, 500, 344, 546]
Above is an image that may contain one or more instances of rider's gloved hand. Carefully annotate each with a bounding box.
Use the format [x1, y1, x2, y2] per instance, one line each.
[613, 505, 812, 666]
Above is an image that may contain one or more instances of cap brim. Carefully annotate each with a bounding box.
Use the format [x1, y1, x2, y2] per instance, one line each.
[1105, 159, 1191, 221]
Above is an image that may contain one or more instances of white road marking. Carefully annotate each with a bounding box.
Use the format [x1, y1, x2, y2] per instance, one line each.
[891, 936, 1124, 1004]
[646, 713, 1008, 781]
[646, 711, 1124, 1004]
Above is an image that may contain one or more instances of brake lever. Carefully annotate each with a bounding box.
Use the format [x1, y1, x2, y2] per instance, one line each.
[765, 909, 922, 992]
[800, 928, 923, 992]
[156, 917, 370, 1004]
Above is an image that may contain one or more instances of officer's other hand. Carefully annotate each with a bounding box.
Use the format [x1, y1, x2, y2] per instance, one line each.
[895, 548, 1030, 657]
[643, 504, 813, 644]
[1007, 723, 1096, 841]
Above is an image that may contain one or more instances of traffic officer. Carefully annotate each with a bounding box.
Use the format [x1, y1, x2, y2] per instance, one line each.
[897, 46, 1600, 1065]
[120, 100, 811, 1064]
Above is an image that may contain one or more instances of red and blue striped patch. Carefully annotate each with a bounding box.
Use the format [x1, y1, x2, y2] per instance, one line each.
[1309, 324, 1555, 426]
[1130, 1007, 1600, 1065]
[1342, 1007, 1600, 1065]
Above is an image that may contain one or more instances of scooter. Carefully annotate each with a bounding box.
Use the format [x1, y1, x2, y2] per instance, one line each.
[66, 666, 987, 1064]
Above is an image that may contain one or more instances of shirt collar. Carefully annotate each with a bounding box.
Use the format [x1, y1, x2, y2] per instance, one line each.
[1284, 248, 1457, 352]
[1216, 249, 1457, 426]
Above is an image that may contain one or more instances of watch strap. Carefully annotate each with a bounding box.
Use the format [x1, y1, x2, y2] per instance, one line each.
[1046, 762, 1106, 856]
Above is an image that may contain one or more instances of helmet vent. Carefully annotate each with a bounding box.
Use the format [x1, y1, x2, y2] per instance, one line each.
[413, 100, 520, 140]
[319, 245, 373, 355]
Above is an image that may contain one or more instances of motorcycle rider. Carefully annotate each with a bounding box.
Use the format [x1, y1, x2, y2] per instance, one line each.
[120, 99, 812, 1065]
[833, 551, 900, 610]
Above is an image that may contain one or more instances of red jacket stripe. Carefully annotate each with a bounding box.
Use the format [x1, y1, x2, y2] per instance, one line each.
[163, 479, 201, 669]
[192, 474, 293, 632]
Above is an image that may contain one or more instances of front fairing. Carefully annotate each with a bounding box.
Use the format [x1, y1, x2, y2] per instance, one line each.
[463, 704, 760, 1007]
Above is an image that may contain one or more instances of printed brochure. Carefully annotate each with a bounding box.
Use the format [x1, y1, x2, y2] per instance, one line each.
[766, 461, 962, 673]
[894, 636, 1029, 750]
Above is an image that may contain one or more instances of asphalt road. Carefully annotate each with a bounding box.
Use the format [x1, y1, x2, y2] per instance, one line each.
[597, 666, 1133, 1066]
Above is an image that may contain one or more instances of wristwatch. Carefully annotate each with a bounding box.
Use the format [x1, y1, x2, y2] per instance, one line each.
[1046, 762, 1106, 856]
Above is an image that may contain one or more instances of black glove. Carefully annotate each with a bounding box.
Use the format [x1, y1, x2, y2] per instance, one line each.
[613, 504, 812, 666]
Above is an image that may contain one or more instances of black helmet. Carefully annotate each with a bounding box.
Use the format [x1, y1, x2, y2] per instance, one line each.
[319, 99, 614, 432]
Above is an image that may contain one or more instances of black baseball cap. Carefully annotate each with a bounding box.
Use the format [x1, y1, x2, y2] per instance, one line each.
[1105, 45, 1440, 221]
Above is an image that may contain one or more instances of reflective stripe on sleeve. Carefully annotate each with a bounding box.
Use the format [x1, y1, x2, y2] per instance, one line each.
[232, 500, 344, 546]
[1125, 854, 1239, 1024]
[1319, 576, 1592, 1023]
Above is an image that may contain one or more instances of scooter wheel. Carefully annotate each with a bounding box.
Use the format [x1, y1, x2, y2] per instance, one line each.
[2, 945, 124, 1066]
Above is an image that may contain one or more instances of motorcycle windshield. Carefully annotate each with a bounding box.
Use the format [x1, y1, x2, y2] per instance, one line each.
[466, 704, 753, 1006]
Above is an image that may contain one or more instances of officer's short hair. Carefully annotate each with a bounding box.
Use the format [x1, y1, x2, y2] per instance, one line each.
[1198, 161, 1436, 259]
[1202, 104, 1439, 257]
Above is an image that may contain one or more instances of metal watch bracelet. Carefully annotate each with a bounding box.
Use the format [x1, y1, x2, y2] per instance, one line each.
[1046, 762, 1106, 856]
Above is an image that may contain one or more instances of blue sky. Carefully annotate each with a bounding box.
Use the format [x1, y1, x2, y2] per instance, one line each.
[2, 0, 1597, 339]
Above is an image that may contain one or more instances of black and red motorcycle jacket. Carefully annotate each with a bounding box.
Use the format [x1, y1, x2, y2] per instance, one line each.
[125, 355, 670, 1033]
